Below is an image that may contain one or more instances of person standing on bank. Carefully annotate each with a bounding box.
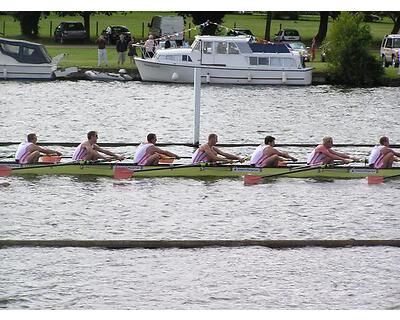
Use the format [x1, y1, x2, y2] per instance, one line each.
[116, 34, 128, 66]
[127, 36, 137, 65]
[95, 35, 108, 67]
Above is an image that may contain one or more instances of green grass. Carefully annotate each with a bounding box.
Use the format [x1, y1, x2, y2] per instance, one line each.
[1, 12, 399, 76]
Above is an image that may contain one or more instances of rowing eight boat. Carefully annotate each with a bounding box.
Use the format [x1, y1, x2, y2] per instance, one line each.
[1, 161, 400, 179]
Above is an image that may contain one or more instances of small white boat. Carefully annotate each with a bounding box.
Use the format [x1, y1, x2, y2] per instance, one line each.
[84, 69, 133, 81]
[0, 37, 66, 80]
[134, 35, 313, 85]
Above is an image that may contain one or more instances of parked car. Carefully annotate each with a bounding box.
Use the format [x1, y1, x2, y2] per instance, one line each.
[54, 22, 87, 44]
[363, 14, 381, 22]
[274, 29, 301, 42]
[102, 25, 132, 44]
[380, 34, 400, 67]
[227, 28, 254, 36]
[287, 42, 310, 62]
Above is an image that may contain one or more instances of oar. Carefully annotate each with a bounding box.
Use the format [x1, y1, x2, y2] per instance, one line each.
[244, 164, 323, 186]
[0, 154, 15, 160]
[113, 163, 203, 180]
[0, 165, 12, 177]
[367, 171, 400, 184]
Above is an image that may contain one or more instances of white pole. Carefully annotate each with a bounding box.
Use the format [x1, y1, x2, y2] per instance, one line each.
[193, 68, 201, 147]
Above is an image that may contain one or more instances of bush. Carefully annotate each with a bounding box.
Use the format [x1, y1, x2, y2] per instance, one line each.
[325, 12, 384, 87]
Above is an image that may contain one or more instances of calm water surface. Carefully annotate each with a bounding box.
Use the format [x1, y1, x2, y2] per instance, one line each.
[0, 81, 400, 309]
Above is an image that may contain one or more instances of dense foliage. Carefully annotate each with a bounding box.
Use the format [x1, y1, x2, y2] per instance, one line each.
[325, 12, 384, 87]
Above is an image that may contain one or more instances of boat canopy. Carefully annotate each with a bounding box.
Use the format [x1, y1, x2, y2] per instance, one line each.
[249, 43, 291, 53]
[0, 37, 52, 64]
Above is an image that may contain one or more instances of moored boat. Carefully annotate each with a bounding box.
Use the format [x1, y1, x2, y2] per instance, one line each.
[134, 35, 313, 85]
[0, 161, 399, 179]
[0, 37, 67, 80]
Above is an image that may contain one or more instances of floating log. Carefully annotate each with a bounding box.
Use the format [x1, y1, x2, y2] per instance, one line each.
[1, 239, 400, 249]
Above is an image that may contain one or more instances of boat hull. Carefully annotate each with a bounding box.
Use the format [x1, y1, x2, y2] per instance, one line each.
[134, 58, 312, 86]
[1, 63, 57, 80]
[1, 162, 399, 179]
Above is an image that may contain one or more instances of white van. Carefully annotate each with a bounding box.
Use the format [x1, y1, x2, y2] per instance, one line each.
[148, 16, 184, 41]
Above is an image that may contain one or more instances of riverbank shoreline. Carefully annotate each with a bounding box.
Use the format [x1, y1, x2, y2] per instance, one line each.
[72, 67, 400, 86]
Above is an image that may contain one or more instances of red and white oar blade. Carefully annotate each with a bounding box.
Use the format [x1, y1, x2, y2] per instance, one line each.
[113, 167, 133, 180]
[0, 166, 12, 177]
[367, 176, 384, 184]
[244, 175, 262, 185]
[159, 158, 174, 164]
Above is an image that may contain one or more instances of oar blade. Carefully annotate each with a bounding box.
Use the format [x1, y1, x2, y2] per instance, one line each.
[113, 167, 133, 180]
[244, 175, 262, 185]
[367, 176, 384, 184]
[0, 165, 12, 177]
[159, 158, 175, 164]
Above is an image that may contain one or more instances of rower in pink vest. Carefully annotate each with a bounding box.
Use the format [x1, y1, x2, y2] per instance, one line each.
[133, 133, 180, 165]
[15, 133, 62, 164]
[72, 131, 124, 161]
[368, 136, 400, 168]
[250, 135, 297, 167]
[307, 136, 359, 165]
[191, 133, 244, 164]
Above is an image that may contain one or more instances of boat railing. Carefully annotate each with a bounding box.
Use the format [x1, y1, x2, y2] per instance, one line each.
[133, 44, 154, 59]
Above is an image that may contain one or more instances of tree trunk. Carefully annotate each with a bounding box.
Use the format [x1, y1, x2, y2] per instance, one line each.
[315, 11, 329, 44]
[18, 12, 41, 38]
[391, 15, 400, 34]
[82, 12, 91, 42]
[264, 12, 272, 41]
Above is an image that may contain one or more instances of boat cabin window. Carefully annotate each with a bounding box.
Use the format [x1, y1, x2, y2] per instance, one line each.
[249, 57, 270, 65]
[270, 57, 282, 67]
[192, 40, 200, 51]
[228, 42, 239, 54]
[217, 42, 228, 54]
[182, 55, 192, 62]
[282, 58, 296, 68]
[236, 42, 251, 53]
[202, 42, 213, 54]
[0, 41, 52, 64]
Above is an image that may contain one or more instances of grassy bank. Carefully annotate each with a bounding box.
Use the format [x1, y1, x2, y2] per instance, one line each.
[2, 12, 399, 78]
[1, 12, 396, 47]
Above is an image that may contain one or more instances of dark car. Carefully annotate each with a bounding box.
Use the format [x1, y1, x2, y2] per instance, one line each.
[227, 28, 254, 36]
[54, 22, 87, 43]
[102, 25, 132, 44]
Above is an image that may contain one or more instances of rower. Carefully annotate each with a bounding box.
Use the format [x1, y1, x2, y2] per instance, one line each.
[133, 133, 180, 165]
[250, 135, 297, 167]
[191, 133, 244, 164]
[72, 131, 124, 161]
[307, 136, 359, 165]
[15, 133, 62, 164]
[368, 136, 400, 169]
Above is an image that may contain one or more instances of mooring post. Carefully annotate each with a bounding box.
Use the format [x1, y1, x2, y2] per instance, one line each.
[193, 68, 201, 147]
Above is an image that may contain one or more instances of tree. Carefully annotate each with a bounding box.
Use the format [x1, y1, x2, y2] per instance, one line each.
[182, 12, 227, 35]
[325, 12, 384, 86]
[12, 12, 49, 38]
[386, 12, 400, 34]
[264, 12, 272, 41]
[314, 12, 340, 45]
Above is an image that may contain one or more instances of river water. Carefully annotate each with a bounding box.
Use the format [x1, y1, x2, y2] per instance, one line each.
[1, 81, 400, 309]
